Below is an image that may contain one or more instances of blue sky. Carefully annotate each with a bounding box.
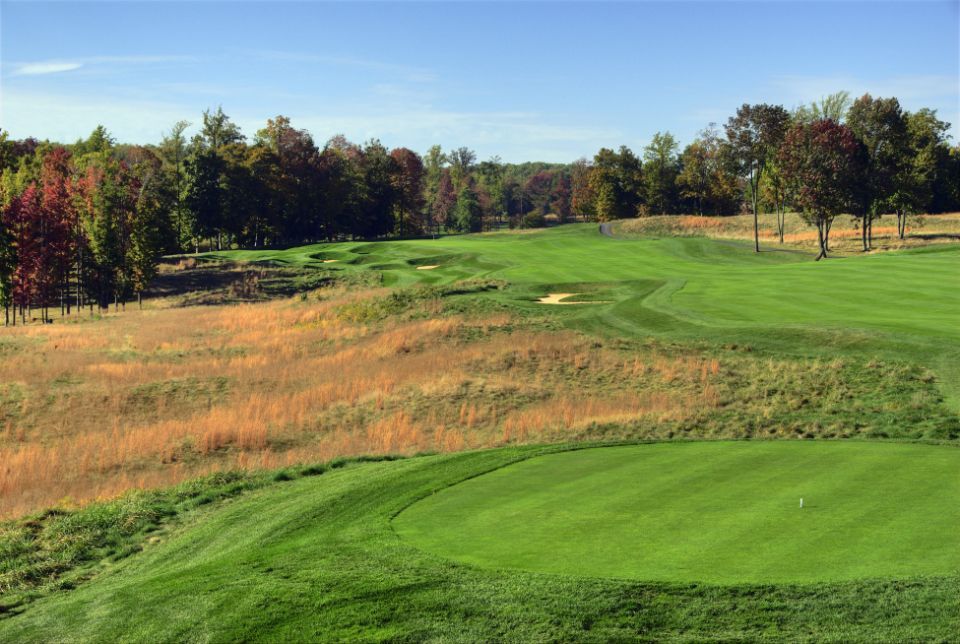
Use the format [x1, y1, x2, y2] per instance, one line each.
[2, 1, 957, 162]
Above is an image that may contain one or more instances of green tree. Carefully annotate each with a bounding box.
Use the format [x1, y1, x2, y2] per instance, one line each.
[200, 106, 244, 150]
[423, 145, 447, 224]
[128, 161, 169, 307]
[158, 121, 192, 251]
[570, 158, 595, 221]
[588, 146, 643, 220]
[643, 131, 679, 214]
[448, 147, 476, 191]
[0, 207, 14, 325]
[355, 140, 398, 239]
[184, 149, 223, 252]
[453, 183, 482, 233]
[678, 125, 739, 217]
[760, 158, 789, 243]
[74, 125, 115, 156]
[678, 140, 710, 216]
[794, 91, 852, 124]
[390, 148, 426, 236]
[477, 157, 506, 228]
[847, 94, 908, 250]
[725, 103, 791, 251]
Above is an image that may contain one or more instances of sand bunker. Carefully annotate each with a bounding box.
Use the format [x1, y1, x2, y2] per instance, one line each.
[321, 259, 339, 263]
[417, 265, 440, 270]
[537, 293, 598, 304]
[537, 293, 610, 305]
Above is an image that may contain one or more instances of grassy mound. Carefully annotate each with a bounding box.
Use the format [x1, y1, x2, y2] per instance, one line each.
[396, 442, 960, 584]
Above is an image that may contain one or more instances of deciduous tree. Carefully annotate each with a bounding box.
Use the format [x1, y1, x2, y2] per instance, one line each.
[847, 94, 908, 250]
[390, 148, 426, 236]
[778, 119, 865, 260]
[643, 131, 679, 215]
[725, 104, 790, 251]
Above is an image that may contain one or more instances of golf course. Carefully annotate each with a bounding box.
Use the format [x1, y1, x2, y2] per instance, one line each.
[1, 223, 958, 640]
[4, 1, 959, 638]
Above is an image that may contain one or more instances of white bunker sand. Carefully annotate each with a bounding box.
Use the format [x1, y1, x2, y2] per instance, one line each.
[538, 293, 609, 305]
[417, 265, 440, 270]
[321, 259, 339, 263]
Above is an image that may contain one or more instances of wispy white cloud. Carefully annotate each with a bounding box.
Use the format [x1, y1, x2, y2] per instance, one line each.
[13, 61, 83, 76]
[7, 54, 197, 77]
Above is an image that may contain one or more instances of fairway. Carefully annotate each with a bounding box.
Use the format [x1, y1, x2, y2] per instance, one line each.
[213, 225, 960, 405]
[395, 442, 960, 584]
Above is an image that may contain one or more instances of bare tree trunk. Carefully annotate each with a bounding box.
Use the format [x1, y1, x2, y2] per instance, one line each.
[752, 200, 760, 252]
[862, 214, 869, 251]
[776, 203, 785, 244]
[138, 291, 143, 310]
[815, 220, 827, 261]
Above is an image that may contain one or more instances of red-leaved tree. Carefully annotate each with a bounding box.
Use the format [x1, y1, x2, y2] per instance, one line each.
[778, 119, 866, 260]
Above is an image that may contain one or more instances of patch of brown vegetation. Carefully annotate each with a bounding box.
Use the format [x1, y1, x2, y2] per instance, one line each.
[0, 286, 728, 518]
[619, 212, 960, 254]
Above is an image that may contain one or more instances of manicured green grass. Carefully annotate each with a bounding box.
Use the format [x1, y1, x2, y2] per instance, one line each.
[210, 224, 960, 406]
[395, 442, 960, 584]
[2, 444, 958, 642]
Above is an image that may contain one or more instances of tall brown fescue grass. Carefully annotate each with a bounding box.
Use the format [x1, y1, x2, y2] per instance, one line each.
[0, 284, 731, 518]
[620, 212, 960, 254]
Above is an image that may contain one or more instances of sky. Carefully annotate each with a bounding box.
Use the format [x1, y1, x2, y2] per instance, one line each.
[1, 1, 958, 163]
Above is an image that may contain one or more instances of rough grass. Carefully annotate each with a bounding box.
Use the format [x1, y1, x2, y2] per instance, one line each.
[0, 455, 400, 613]
[1, 280, 954, 518]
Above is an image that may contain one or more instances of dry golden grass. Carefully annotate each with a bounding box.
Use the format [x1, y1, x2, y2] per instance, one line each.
[0, 285, 730, 518]
[619, 212, 960, 254]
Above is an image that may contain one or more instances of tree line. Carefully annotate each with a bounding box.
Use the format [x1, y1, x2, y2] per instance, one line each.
[1, 92, 957, 322]
[579, 92, 958, 258]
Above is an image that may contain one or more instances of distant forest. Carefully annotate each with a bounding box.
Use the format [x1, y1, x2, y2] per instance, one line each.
[1, 91, 958, 320]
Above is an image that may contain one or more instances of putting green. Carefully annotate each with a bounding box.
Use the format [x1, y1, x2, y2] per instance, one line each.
[394, 442, 960, 584]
